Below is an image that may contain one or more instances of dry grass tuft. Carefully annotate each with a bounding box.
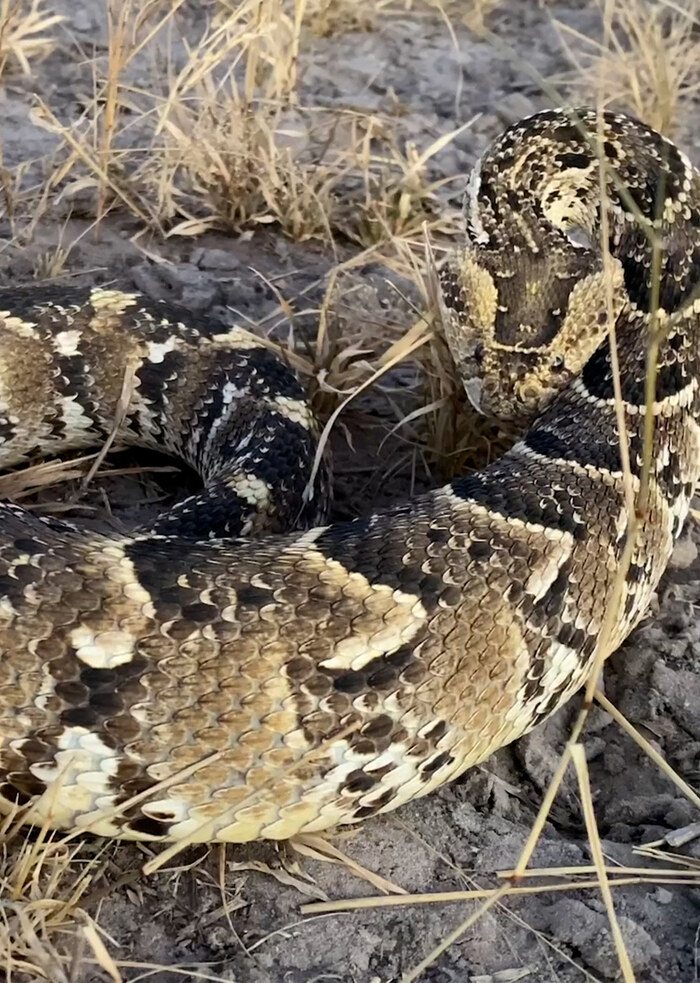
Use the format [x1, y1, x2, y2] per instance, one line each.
[303, 0, 378, 37]
[0, 0, 62, 78]
[387, 0, 505, 35]
[0, 809, 245, 981]
[0, 812, 114, 982]
[21, 0, 467, 247]
[339, 121, 469, 248]
[301, 0, 505, 38]
[146, 0, 330, 237]
[556, 0, 700, 134]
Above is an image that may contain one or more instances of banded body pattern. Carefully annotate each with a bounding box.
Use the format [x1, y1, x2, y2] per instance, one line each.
[0, 108, 699, 843]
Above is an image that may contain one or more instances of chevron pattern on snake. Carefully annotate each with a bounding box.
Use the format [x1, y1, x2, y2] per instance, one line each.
[0, 107, 699, 844]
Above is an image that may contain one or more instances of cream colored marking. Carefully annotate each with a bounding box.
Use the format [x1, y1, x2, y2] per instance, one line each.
[220, 380, 249, 404]
[199, 379, 250, 462]
[542, 168, 596, 236]
[146, 338, 179, 364]
[465, 160, 489, 245]
[0, 313, 38, 337]
[443, 485, 579, 540]
[669, 417, 700, 531]
[523, 540, 574, 600]
[614, 504, 630, 541]
[70, 625, 136, 669]
[285, 732, 458, 838]
[139, 797, 190, 825]
[291, 525, 330, 548]
[14, 728, 122, 836]
[228, 474, 271, 508]
[220, 604, 238, 623]
[9, 552, 32, 570]
[89, 288, 139, 313]
[172, 811, 259, 844]
[243, 571, 275, 594]
[58, 395, 96, 438]
[211, 327, 266, 350]
[513, 439, 642, 496]
[318, 575, 428, 672]
[33, 663, 58, 712]
[273, 395, 314, 429]
[124, 390, 153, 433]
[98, 544, 154, 610]
[103, 543, 132, 559]
[241, 745, 418, 840]
[53, 329, 82, 357]
[656, 442, 671, 471]
[0, 596, 16, 619]
[527, 641, 587, 709]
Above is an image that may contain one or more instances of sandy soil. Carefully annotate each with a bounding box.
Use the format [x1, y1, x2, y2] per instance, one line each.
[2, 2, 700, 981]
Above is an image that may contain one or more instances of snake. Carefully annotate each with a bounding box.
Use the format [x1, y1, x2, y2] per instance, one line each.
[0, 107, 698, 844]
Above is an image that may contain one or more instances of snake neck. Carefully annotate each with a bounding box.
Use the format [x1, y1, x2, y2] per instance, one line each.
[520, 299, 700, 547]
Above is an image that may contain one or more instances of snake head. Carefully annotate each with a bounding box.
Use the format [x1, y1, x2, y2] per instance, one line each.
[438, 239, 626, 423]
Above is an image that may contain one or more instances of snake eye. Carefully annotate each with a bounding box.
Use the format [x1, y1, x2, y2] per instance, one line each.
[564, 224, 593, 250]
[551, 354, 565, 369]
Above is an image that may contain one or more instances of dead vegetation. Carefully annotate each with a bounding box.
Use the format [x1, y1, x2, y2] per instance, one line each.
[19, 0, 467, 245]
[555, 0, 700, 135]
[0, 0, 700, 981]
[0, 0, 61, 78]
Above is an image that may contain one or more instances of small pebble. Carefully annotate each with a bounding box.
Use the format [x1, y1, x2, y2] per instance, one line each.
[665, 821, 700, 848]
[190, 247, 241, 271]
[494, 92, 538, 126]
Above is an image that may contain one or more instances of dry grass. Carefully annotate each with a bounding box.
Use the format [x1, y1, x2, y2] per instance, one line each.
[0, 816, 238, 981]
[17, 0, 468, 250]
[302, 0, 506, 37]
[386, 0, 505, 34]
[303, 0, 379, 36]
[145, 0, 331, 237]
[556, 0, 700, 135]
[0, 0, 62, 77]
[0, 808, 118, 983]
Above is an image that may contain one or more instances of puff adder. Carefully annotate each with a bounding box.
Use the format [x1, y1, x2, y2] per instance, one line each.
[1, 107, 700, 844]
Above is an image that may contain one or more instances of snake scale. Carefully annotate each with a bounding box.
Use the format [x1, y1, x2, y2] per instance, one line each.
[0, 108, 699, 844]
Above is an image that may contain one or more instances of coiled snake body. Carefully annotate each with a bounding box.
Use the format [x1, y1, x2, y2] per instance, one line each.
[1, 108, 699, 843]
